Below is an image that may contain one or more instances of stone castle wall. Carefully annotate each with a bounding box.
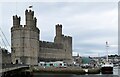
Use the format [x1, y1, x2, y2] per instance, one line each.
[11, 10, 40, 65]
[11, 9, 72, 65]
[62, 35, 72, 60]
[11, 26, 40, 65]
[39, 41, 66, 61]
[0, 48, 11, 64]
[39, 41, 63, 49]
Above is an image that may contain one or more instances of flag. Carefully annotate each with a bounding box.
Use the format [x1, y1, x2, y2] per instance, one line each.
[29, 6, 32, 8]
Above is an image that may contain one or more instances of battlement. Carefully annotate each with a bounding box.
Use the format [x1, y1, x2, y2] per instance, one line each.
[12, 9, 38, 29]
[13, 15, 21, 20]
[55, 24, 62, 37]
[13, 15, 21, 26]
[25, 9, 34, 16]
[11, 8, 72, 64]
[61, 35, 72, 40]
[56, 24, 62, 28]
[62, 35, 72, 38]
[25, 9, 37, 28]
[40, 41, 63, 49]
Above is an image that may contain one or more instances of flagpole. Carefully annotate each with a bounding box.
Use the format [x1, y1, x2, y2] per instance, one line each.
[106, 41, 109, 63]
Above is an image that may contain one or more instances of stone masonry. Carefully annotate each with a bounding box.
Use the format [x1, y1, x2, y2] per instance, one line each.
[11, 9, 72, 65]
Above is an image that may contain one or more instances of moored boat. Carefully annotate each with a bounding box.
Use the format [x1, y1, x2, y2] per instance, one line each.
[101, 41, 113, 74]
[101, 63, 113, 74]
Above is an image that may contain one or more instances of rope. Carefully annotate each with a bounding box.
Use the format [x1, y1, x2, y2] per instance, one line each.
[0, 33, 7, 49]
[0, 27, 10, 46]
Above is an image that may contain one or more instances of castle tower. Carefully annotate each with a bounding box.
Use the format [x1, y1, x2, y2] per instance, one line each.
[25, 9, 37, 28]
[56, 24, 62, 37]
[54, 24, 62, 43]
[13, 15, 21, 27]
[63, 36, 72, 63]
[11, 15, 23, 64]
[11, 9, 40, 65]
[54, 24, 72, 63]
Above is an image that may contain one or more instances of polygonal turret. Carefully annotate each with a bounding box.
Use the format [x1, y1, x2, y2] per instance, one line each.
[13, 15, 21, 27]
[25, 9, 36, 28]
[25, 9, 34, 21]
[55, 24, 62, 37]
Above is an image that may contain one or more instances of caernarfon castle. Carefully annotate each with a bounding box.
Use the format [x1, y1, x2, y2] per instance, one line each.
[11, 9, 72, 65]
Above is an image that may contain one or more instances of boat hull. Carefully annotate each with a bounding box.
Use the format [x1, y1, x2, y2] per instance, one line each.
[101, 67, 113, 74]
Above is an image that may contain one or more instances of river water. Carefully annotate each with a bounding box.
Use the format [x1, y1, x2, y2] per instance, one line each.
[33, 67, 120, 77]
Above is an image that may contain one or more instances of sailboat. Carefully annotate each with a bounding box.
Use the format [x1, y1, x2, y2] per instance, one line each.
[101, 41, 113, 74]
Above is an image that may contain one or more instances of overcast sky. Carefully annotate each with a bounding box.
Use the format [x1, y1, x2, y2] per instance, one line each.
[0, 1, 118, 57]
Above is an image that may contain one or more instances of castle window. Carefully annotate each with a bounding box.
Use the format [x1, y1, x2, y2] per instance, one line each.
[65, 49, 66, 52]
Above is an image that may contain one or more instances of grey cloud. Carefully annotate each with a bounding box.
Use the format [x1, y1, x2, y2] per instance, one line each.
[0, 2, 118, 56]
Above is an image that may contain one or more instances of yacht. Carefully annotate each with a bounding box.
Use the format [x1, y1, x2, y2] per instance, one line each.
[101, 42, 113, 74]
[101, 62, 113, 74]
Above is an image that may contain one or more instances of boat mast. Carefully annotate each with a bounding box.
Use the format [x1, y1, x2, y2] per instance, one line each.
[106, 41, 109, 62]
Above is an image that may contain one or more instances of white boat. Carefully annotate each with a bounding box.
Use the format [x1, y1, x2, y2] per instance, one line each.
[101, 63, 113, 74]
[101, 42, 113, 74]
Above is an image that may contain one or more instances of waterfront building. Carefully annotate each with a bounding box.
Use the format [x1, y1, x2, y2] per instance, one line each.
[73, 54, 82, 66]
[11, 9, 72, 65]
[38, 61, 67, 67]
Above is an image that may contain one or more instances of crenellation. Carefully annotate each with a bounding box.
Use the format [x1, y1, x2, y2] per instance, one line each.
[25, 9, 34, 17]
[11, 8, 72, 65]
[56, 24, 62, 28]
[25, 9, 36, 28]
[55, 24, 62, 36]
[61, 35, 72, 42]
[13, 15, 21, 27]
[13, 15, 20, 20]
[25, 9, 28, 13]
[1, 48, 11, 64]
[40, 41, 63, 49]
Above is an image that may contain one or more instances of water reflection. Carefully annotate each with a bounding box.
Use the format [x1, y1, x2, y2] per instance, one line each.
[33, 73, 119, 77]
[33, 68, 120, 77]
[118, 69, 120, 77]
[113, 67, 120, 77]
[33, 73, 75, 77]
